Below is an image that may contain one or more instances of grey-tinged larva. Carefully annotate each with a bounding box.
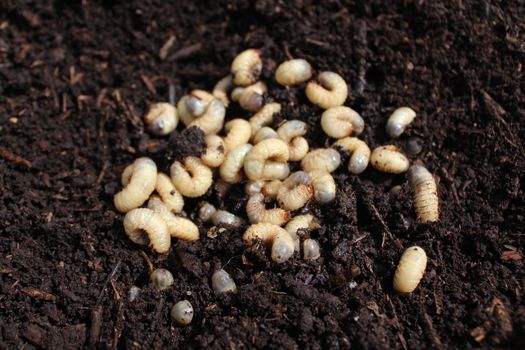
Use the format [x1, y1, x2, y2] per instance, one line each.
[201, 135, 226, 168]
[409, 164, 439, 223]
[170, 156, 213, 197]
[211, 210, 245, 228]
[305, 71, 348, 109]
[370, 145, 410, 174]
[188, 99, 226, 135]
[244, 138, 290, 181]
[277, 171, 313, 211]
[275, 59, 313, 86]
[301, 148, 341, 173]
[155, 172, 184, 213]
[232, 81, 267, 112]
[252, 126, 279, 144]
[213, 75, 233, 107]
[249, 102, 281, 132]
[333, 137, 371, 174]
[231, 48, 262, 86]
[212, 269, 237, 294]
[285, 214, 320, 250]
[243, 223, 296, 263]
[171, 300, 194, 325]
[219, 143, 253, 184]
[386, 107, 416, 138]
[223, 119, 252, 151]
[303, 239, 321, 260]
[147, 196, 199, 241]
[321, 106, 364, 139]
[393, 246, 427, 293]
[198, 201, 217, 222]
[150, 268, 174, 291]
[277, 120, 309, 161]
[177, 92, 211, 126]
[308, 170, 336, 204]
[246, 192, 290, 226]
[123, 208, 171, 253]
[144, 102, 178, 136]
[244, 180, 265, 197]
[115, 157, 157, 213]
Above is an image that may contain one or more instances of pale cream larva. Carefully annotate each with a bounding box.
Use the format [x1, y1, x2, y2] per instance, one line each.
[201, 135, 226, 168]
[189, 99, 226, 135]
[223, 119, 252, 151]
[261, 180, 282, 199]
[252, 126, 279, 144]
[308, 170, 336, 204]
[213, 75, 233, 107]
[244, 138, 290, 180]
[144, 102, 178, 136]
[243, 223, 296, 263]
[148, 196, 199, 241]
[219, 143, 253, 184]
[303, 239, 321, 260]
[155, 172, 184, 213]
[232, 81, 267, 112]
[231, 48, 262, 86]
[170, 156, 213, 197]
[277, 120, 309, 161]
[246, 192, 290, 226]
[115, 157, 157, 213]
[123, 208, 171, 253]
[285, 214, 320, 250]
[277, 171, 313, 211]
[249, 102, 281, 132]
[409, 164, 439, 223]
[244, 180, 265, 197]
[177, 93, 210, 126]
[321, 106, 365, 139]
[211, 210, 245, 228]
[370, 145, 410, 174]
[393, 246, 427, 293]
[300, 148, 341, 173]
[386, 107, 416, 138]
[305, 71, 348, 109]
[333, 137, 371, 174]
[275, 59, 313, 86]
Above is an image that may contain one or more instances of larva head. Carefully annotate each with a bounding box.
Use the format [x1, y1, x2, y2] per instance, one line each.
[150, 268, 174, 291]
[211, 269, 237, 294]
[170, 300, 194, 325]
[271, 236, 295, 263]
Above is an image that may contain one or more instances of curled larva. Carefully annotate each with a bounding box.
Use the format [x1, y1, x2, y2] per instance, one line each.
[409, 164, 439, 223]
[277, 120, 309, 161]
[244, 138, 290, 180]
[189, 99, 226, 135]
[212, 269, 237, 294]
[245, 180, 264, 196]
[198, 201, 217, 222]
[115, 158, 157, 213]
[285, 214, 320, 251]
[393, 246, 427, 293]
[305, 71, 348, 109]
[150, 268, 174, 291]
[261, 180, 282, 199]
[171, 300, 194, 325]
[386, 107, 416, 138]
[155, 172, 184, 213]
[333, 137, 371, 174]
[370, 145, 410, 174]
[211, 210, 245, 228]
[144, 102, 178, 136]
[123, 208, 170, 253]
[201, 135, 226, 168]
[277, 171, 313, 211]
[243, 223, 295, 263]
[246, 192, 290, 226]
[303, 239, 321, 260]
[252, 126, 279, 144]
[232, 81, 267, 112]
[219, 143, 253, 184]
[191, 89, 215, 103]
[231, 48, 262, 86]
[308, 170, 336, 204]
[275, 59, 313, 86]
[148, 196, 199, 241]
[213, 75, 233, 107]
[177, 93, 210, 126]
[170, 156, 213, 197]
[301, 148, 341, 173]
[249, 103, 281, 132]
[223, 119, 252, 151]
[321, 106, 364, 139]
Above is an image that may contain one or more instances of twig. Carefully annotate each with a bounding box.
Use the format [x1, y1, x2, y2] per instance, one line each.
[88, 306, 102, 349]
[96, 261, 122, 305]
[139, 251, 154, 273]
[96, 161, 109, 184]
[20, 287, 56, 301]
[370, 203, 403, 250]
[167, 43, 202, 61]
[0, 148, 32, 168]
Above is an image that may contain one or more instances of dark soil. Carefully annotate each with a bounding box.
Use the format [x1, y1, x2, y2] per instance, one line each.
[1, 1, 524, 349]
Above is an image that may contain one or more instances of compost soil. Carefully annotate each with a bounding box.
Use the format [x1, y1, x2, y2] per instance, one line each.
[1, 1, 524, 349]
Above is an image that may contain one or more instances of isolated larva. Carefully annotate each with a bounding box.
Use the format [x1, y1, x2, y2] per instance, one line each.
[303, 239, 321, 260]
[170, 156, 213, 197]
[277, 120, 309, 161]
[171, 300, 194, 325]
[231, 48, 262, 86]
[243, 222, 296, 263]
[409, 164, 439, 223]
[275, 58, 313, 86]
[150, 268, 174, 291]
[386, 107, 416, 138]
[223, 119, 252, 151]
[246, 192, 290, 226]
[201, 135, 226, 168]
[244, 138, 290, 181]
[155, 172, 184, 213]
[370, 145, 410, 174]
[333, 137, 371, 174]
[308, 170, 336, 204]
[148, 196, 199, 241]
[252, 126, 279, 144]
[114, 157, 157, 213]
[219, 143, 253, 184]
[249, 102, 281, 132]
[393, 246, 427, 293]
[277, 171, 313, 211]
[188, 99, 226, 135]
[211, 269, 237, 294]
[213, 75, 233, 107]
[321, 106, 364, 139]
[300, 148, 341, 173]
[123, 208, 171, 253]
[144, 102, 178, 136]
[305, 71, 348, 109]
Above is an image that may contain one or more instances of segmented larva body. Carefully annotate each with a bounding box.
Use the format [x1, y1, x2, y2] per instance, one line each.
[155, 172, 184, 213]
[246, 192, 290, 226]
[219, 143, 253, 184]
[244, 138, 290, 180]
[333, 137, 371, 174]
[170, 156, 213, 197]
[211, 210, 245, 228]
[249, 103, 281, 132]
[213, 75, 233, 107]
[144, 102, 178, 136]
[277, 120, 309, 161]
[370, 145, 410, 174]
[386, 107, 416, 138]
[148, 196, 199, 241]
[223, 119, 252, 151]
[177, 93, 209, 126]
[301, 148, 341, 173]
[308, 170, 336, 204]
[261, 180, 282, 199]
[305, 71, 348, 109]
[231, 48, 262, 86]
[243, 223, 296, 263]
[393, 246, 427, 293]
[252, 126, 279, 144]
[277, 171, 313, 211]
[321, 106, 364, 139]
[189, 99, 226, 135]
[285, 214, 319, 250]
[244, 180, 265, 197]
[201, 135, 226, 168]
[123, 208, 171, 253]
[232, 81, 267, 112]
[409, 164, 439, 223]
[275, 58, 313, 86]
[115, 157, 157, 213]
[198, 201, 217, 222]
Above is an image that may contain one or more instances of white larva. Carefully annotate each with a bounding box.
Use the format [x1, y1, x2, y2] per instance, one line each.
[244, 180, 265, 197]
[252, 126, 279, 144]
[231, 48, 262, 86]
[211, 269, 237, 294]
[123, 208, 171, 253]
[144, 102, 178, 136]
[301, 148, 341, 173]
[277, 171, 313, 211]
[308, 170, 336, 204]
[249, 102, 281, 132]
[275, 59, 313, 86]
[243, 223, 296, 263]
[147, 196, 199, 241]
[188, 99, 226, 135]
[261, 180, 282, 199]
[211, 210, 245, 228]
[201, 135, 226, 168]
[171, 300, 194, 325]
[213, 75, 233, 107]
[219, 143, 253, 184]
[285, 214, 320, 250]
[409, 164, 439, 223]
[198, 201, 217, 222]
[370, 145, 410, 174]
[223, 119, 252, 151]
[305, 71, 348, 109]
[386, 107, 416, 138]
[246, 192, 290, 226]
[277, 120, 309, 161]
[150, 268, 174, 291]
[321, 106, 364, 139]
[114, 157, 157, 213]
[244, 138, 290, 181]
[170, 156, 213, 197]
[155, 173, 184, 213]
[303, 239, 321, 260]
[393, 246, 427, 293]
[333, 137, 371, 174]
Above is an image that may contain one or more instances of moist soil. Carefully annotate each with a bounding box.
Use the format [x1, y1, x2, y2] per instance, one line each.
[1, 1, 524, 349]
